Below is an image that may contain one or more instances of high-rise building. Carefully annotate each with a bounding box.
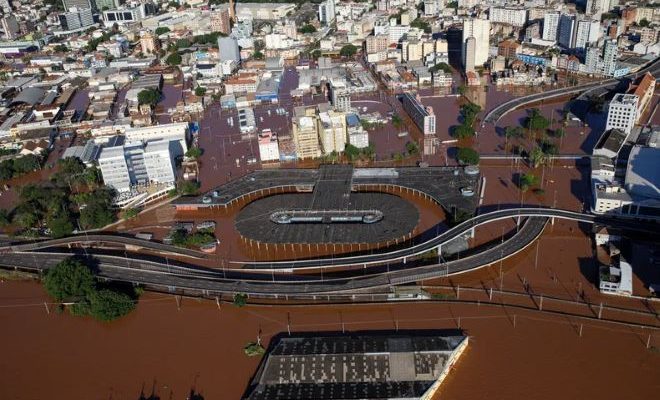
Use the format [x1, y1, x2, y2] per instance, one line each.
[292, 106, 321, 159]
[489, 6, 528, 27]
[558, 14, 576, 48]
[318, 0, 336, 25]
[542, 11, 561, 41]
[98, 140, 176, 193]
[462, 18, 490, 69]
[211, 6, 231, 35]
[402, 92, 436, 135]
[143, 140, 176, 186]
[464, 36, 476, 72]
[606, 94, 638, 135]
[218, 36, 240, 63]
[318, 109, 347, 155]
[59, 7, 94, 31]
[574, 18, 601, 50]
[330, 80, 351, 112]
[1, 16, 19, 40]
[365, 34, 388, 54]
[602, 39, 618, 76]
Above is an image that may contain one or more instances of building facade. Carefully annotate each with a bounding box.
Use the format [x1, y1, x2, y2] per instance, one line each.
[402, 92, 435, 135]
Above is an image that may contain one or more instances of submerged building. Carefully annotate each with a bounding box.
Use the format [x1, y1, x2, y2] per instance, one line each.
[243, 331, 468, 400]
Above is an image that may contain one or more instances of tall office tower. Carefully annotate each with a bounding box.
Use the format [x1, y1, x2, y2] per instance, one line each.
[602, 39, 618, 76]
[558, 14, 576, 48]
[462, 18, 490, 69]
[464, 36, 476, 72]
[59, 7, 94, 31]
[218, 36, 240, 63]
[318, 0, 336, 25]
[211, 6, 231, 35]
[542, 11, 561, 41]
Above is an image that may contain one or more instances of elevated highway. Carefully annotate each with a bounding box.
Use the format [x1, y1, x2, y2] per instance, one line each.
[0, 217, 547, 298]
[235, 207, 655, 270]
[483, 57, 660, 125]
[1, 234, 206, 259]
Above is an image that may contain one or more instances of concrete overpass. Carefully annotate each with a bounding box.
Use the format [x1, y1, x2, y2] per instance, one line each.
[483, 57, 660, 125]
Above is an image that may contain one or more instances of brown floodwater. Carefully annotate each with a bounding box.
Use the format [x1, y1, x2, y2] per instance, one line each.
[0, 279, 658, 400]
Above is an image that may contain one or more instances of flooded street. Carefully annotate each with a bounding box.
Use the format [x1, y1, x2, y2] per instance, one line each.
[0, 278, 658, 400]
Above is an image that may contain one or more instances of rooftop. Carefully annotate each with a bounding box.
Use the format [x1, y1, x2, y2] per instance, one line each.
[243, 331, 468, 400]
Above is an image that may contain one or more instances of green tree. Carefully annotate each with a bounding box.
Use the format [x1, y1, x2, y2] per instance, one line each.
[391, 114, 403, 130]
[253, 50, 264, 60]
[166, 52, 182, 66]
[233, 293, 247, 307]
[457, 147, 480, 165]
[453, 124, 475, 139]
[185, 147, 203, 159]
[524, 108, 550, 131]
[47, 209, 74, 238]
[504, 126, 524, 138]
[340, 44, 358, 58]
[194, 86, 207, 97]
[43, 258, 95, 301]
[78, 188, 116, 230]
[410, 18, 432, 33]
[177, 180, 200, 195]
[519, 173, 539, 192]
[528, 146, 546, 168]
[405, 141, 420, 155]
[298, 24, 317, 34]
[552, 128, 566, 138]
[89, 289, 135, 321]
[137, 88, 161, 106]
[430, 62, 451, 73]
[0, 208, 9, 227]
[244, 342, 265, 357]
[155, 27, 170, 36]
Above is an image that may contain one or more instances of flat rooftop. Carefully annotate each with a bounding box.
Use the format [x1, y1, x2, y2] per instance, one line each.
[175, 165, 480, 216]
[243, 331, 468, 400]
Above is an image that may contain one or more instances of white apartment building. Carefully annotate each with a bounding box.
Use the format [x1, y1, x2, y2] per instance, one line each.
[124, 122, 189, 156]
[489, 6, 527, 28]
[258, 129, 280, 162]
[318, 0, 336, 25]
[99, 140, 176, 193]
[143, 140, 176, 186]
[462, 18, 490, 69]
[606, 94, 638, 135]
[318, 110, 347, 155]
[542, 12, 560, 41]
[98, 144, 133, 192]
[574, 19, 601, 50]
